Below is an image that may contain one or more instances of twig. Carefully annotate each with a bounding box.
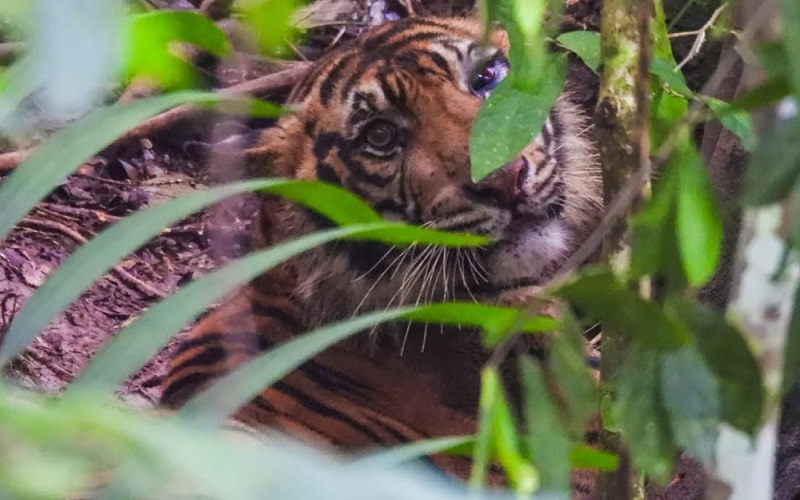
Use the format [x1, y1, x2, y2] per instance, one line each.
[672, 4, 728, 71]
[18, 218, 167, 299]
[0, 63, 312, 176]
[113, 63, 310, 146]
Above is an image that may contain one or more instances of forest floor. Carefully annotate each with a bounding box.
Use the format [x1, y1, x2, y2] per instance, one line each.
[0, 0, 723, 497]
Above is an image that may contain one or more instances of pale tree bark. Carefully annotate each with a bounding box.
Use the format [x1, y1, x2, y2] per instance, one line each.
[708, 1, 795, 498]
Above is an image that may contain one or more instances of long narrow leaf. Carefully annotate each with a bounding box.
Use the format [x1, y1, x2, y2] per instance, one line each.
[0, 179, 382, 365]
[65, 223, 484, 398]
[351, 436, 474, 469]
[64, 224, 382, 396]
[0, 92, 225, 241]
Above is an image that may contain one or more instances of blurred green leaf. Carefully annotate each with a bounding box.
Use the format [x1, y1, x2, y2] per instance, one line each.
[703, 96, 757, 152]
[0, 92, 226, 241]
[568, 445, 618, 472]
[650, 57, 693, 98]
[742, 117, 800, 206]
[124, 11, 231, 90]
[660, 347, 720, 466]
[555, 31, 601, 73]
[0, 57, 38, 127]
[732, 76, 791, 111]
[675, 140, 723, 286]
[780, 0, 800, 94]
[667, 298, 764, 435]
[0, 179, 386, 366]
[557, 270, 689, 350]
[235, 0, 302, 56]
[649, 8, 689, 150]
[520, 356, 570, 494]
[471, 367, 538, 494]
[630, 168, 686, 288]
[614, 347, 675, 482]
[404, 303, 558, 347]
[756, 40, 791, 79]
[351, 436, 473, 469]
[470, 55, 566, 182]
[549, 312, 598, 437]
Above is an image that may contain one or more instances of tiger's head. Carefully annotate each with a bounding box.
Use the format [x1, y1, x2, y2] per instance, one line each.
[244, 17, 602, 325]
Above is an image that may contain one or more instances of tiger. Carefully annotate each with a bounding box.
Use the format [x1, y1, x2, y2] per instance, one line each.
[161, 15, 602, 482]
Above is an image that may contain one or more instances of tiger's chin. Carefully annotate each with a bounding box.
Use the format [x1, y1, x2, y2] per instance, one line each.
[482, 218, 572, 294]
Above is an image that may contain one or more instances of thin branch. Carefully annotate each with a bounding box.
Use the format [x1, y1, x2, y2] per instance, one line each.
[0, 63, 311, 176]
[673, 4, 728, 71]
[18, 218, 167, 299]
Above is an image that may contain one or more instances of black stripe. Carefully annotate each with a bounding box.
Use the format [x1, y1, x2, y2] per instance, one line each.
[316, 161, 342, 185]
[250, 302, 305, 332]
[172, 332, 265, 359]
[319, 52, 357, 106]
[373, 197, 407, 215]
[426, 51, 451, 77]
[365, 414, 415, 444]
[302, 362, 374, 402]
[250, 395, 347, 447]
[161, 372, 214, 407]
[272, 381, 387, 444]
[440, 41, 465, 61]
[339, 32, 446, 102]
[362, 19, 449, 52]
[378, 73, 407, 115]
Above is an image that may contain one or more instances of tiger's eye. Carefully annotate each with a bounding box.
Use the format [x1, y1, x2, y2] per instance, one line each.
[366, 120, 396, 149]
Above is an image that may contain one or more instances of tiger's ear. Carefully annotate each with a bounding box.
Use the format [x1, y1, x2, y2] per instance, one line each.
[243, 122, 297, 179]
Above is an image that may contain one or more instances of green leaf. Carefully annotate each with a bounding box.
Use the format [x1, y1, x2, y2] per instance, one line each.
[351, 435, 473, 469]
[0, 92, 226, 241]
[520, 356, 571, 494]
[568, 445, 618, 472]
[404, 303, 559, 347]
[0, 56, 39, 126]
[675, 140, 723, 286]
[470, 54, 567, 182]
[555, 31, 601, 73]
[0, 179, 387, 366]
[732, 76, 791, 111]
[235, 0, 303, 57]
[614, 347, 676, 482]
[549, 311, 598, 437]
[124, 11, 231, 90]
[780, 0, 800, 94]
[471, 367, 538, 494]
[755, 40, 791, 79]
[742, 116, 800, 206]
[65, 222, 483, 398]
[703, 96, 757, 152]
[630, 167, 686, 288]
[666, 298, 764, 435]
[660, 347, 720, 466]
[650, 57, 693, 98]
[557, 270, 689, 350]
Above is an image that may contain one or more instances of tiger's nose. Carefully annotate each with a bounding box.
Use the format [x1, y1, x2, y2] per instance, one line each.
[467, 157, 529, 206]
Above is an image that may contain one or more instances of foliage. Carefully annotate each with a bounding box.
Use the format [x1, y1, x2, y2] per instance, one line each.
[0, 0, 797, 499]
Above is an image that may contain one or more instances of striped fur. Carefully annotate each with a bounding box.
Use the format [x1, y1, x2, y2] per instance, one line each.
[161, 16, 602, 483]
